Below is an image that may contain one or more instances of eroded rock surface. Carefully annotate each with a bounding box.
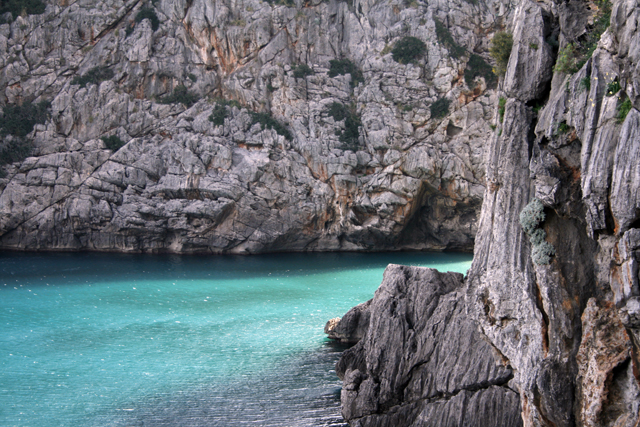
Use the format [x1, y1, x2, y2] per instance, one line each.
[332, 0, 640, 424]
[334, 264, 522, 427]
[0, 0, 502, 253]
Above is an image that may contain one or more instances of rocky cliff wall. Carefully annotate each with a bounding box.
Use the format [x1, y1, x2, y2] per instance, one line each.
[332, 0, 640, 425]
[0, 0, 511, 253]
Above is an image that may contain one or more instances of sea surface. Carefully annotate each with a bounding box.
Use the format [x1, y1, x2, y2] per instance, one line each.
[0, 251, 472, 427]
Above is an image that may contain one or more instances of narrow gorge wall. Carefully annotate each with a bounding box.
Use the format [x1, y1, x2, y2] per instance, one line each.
[333, 0, 640, 425]
[0, 0, 507, 253]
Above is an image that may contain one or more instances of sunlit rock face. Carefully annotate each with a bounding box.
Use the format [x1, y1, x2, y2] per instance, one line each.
[0, 0, 502, 254]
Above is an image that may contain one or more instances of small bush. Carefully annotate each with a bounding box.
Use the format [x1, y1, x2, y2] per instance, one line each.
[0, 100, 49, 168]
[135, 7, 159, 31]
[292, 63, 314, 79]
[250, 112, 292, 141]
[519, 198, 555, 265]
[392, 36, 427, 64]
[263, 0, 295, 6]
[0, 137, 33, 167]
[0, 100, 50, 137]
[606, 79, 621, 97]
[101, 135, 126, 151]
[498, 97, 506, 123]
[579, 76, 591, 92]
[532, 241, 556, 265]
[489, 32, 513, 76]
[617, 98, 633, 124]
[465, 54, 497, 89]
[328, 59, 364, 88]
[556, 121, 570, 134]
[210, 104, 228, 126]
[208, 99, 242, 126]
[519, 198, 545, 235]
[71, 66, 114, 88]
[159, 85, 200, 108]
[434, 19, 466, 59]
[553, 1, 611, 75]
[0, 0, 46, 18]
[430, 97, 450, 120]
[326, 102, 362, 150]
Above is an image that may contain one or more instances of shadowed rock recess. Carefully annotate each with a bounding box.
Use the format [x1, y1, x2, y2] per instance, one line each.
[328, 0, 640, 424]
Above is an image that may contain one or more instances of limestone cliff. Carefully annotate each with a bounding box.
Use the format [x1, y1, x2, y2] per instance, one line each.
[0, 0, 502, 253]
[332, 0, 640, 425]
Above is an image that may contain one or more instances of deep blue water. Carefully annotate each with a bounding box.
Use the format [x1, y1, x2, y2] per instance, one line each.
[0, 251, 472, 426]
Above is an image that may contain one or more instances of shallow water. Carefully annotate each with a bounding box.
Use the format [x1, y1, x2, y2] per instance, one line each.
[0, 251, 472, 427]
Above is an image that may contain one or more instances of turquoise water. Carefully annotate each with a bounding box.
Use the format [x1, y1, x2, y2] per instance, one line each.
[0, 251, 472, 427]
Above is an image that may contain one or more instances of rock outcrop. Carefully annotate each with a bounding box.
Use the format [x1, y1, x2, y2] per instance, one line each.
[331, 0, 640, 425]
[0, 0, 500, 253]
[333, 264, 522, 426]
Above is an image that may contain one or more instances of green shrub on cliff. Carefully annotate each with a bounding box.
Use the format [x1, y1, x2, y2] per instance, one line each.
[135, 7, 159, 31]
[0, 100, 50, 138]
[519, 198, 555, 265]
[250, 111, 292, 141]
[430, 97, 450, 120]
[392, 36, 427, 64]
[328, 59, 364, 88]
[101, 135, 126, 152]
[0, 0, 46, 19]
[326, 102, 361, 150]
[0, 100, 50, 169]
[465, 54, 497, 89]
[617, 98, 633, 124]
[489, 32, 513, 76]
[71, 66, 114, 88]
[292, 63, 314, 79]
[553, 0, 611, 75]
[159, 85, 200, 108]
[434, 19, 466, 59]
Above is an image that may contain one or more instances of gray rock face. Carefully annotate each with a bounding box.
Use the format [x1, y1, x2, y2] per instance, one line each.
[334, 264, 522, 427]
[0, 0, 503, 253]
[332, 0, 640, 425]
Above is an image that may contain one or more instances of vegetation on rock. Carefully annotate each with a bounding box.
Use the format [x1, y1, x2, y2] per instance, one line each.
[489, 32, 513, 76]
[553, 0, 611, 74]
[159, 85, 200, 108]
[498, 97, 506, 123]
[292, 63, 314, 79]
[465, 54, 497, 89]
[434, 19, 466, 59]
[391, 36, 427, 64]
[101, 135, 126, 151]
[327, 102, 362, 150]
[0, 0, 46, 19]
[328, 59, 364, 88]
[209, 99, 242, 126]
[71, 66, 115, 89]
[519, 198, 555, 265]
[250, 111, 292, 141]
[617, 97, 633, 124]
[135, 7, 160, 31]
[430, 97, 450, 120]
[0, 100, 50, 137]
[0, 100, 50, 169]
